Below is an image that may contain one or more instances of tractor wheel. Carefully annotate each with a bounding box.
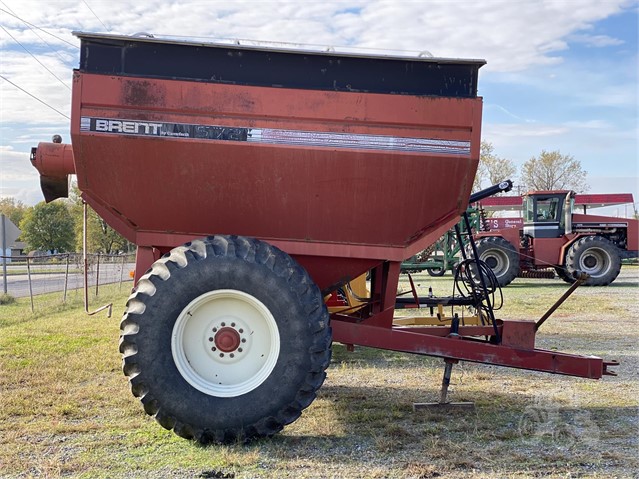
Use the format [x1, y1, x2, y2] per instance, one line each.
[472, 236, 520, 287]
[426, 266, 446, 277]
[119, 235, 331, 443]
[554, 267, 576, 284]
[565, 236, 621, 286]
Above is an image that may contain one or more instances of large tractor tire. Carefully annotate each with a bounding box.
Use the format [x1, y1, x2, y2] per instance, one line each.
[565, 236, 621, 286]
[472, 236, 520, 287]
[119, 235, 332, 443]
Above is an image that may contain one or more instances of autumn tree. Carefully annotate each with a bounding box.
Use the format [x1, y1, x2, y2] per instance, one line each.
[0, 197, 28, 227]
[473, 141, 517, 193]
[19, 201, 75, 253]
[521, 150, 588, 193]
[69, 185, 130, 254]
[73, 207, 130, 254]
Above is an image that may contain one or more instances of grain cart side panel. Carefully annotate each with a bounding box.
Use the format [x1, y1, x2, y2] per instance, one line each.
[68, 36, 484, 289]
[70, 78, 482, 248]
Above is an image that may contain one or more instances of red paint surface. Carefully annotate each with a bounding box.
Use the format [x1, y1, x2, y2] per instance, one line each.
[332, 320, 607, 379]
[68, 72, 482, 288]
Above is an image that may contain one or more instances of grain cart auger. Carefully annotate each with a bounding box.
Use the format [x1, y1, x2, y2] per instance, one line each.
[30, 32, 618, 444]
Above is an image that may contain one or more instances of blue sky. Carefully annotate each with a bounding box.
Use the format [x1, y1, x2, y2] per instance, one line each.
[1, 0, 637, 216]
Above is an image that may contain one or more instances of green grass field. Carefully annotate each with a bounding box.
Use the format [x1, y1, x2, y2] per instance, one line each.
[1, 268, 637, 478]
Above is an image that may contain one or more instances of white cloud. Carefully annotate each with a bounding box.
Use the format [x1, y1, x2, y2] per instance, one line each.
[0, 145, 39, 181]
[484, 123, 570, 138]
[569, 34, 625, 47]
[484, 104, 536, 123]
[0, 184, 43, 205]
[0, 49, 73, 125]
[563, 120, 613, 129]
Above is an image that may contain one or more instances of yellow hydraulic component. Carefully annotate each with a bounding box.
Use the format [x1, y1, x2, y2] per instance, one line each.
[326, 274, 369, 314]
[326, 274, 488, 328]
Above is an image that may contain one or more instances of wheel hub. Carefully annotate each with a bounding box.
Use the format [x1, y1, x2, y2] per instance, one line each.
[214, 326, 241, 352]
[206, 318, 250, 361]
[583, 255, 597, 269]
[172, 289, 280, 397]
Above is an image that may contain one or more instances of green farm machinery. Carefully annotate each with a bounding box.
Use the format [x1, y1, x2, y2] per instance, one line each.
[402, 206, 487, 276]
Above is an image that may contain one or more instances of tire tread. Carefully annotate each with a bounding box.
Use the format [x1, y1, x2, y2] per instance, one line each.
[120, 235, 331, 443]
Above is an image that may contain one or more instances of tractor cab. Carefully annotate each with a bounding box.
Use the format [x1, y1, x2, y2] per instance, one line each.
[523, 190, 575, 238]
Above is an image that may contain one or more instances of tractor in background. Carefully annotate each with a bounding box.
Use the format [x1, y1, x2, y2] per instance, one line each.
[472, 190, 639, 286]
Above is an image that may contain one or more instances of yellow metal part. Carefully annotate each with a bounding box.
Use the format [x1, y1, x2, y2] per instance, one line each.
[394, 304, 486, 326]
[326, 274, 488, 328]
[326, 274, 369, 314]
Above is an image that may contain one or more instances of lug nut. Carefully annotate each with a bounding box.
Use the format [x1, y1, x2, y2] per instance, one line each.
[208, 337, 213, 342]
[230, 353, 235, 358]
[219, 353, 224, 358]
[238, 348, 243, 353]
[241, 338, 246, 343]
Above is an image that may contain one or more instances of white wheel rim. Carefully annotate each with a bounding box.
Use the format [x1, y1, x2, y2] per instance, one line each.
[579, 247, 611, 278]
[481, 249, 509, 277]
[171, 289, 280, 397]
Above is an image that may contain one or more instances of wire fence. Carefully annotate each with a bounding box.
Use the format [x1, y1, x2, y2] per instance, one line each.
[0, 252, 135, 314]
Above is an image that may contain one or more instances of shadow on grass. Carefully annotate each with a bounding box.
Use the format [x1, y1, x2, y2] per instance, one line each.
[254, 378, 639, 477]
[256, 380, 639, 477]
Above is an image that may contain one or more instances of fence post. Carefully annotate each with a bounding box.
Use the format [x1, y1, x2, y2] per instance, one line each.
[119, 254, 125, 290]
[63, 253, 69, 303]
[27, 256, 34, 313]
[95, 253, 100, 297]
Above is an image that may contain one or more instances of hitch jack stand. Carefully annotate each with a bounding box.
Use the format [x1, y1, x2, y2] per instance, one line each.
[414, 358, 475, 411]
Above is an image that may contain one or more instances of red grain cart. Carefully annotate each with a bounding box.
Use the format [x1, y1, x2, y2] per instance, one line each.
[31, 33, 616, 443]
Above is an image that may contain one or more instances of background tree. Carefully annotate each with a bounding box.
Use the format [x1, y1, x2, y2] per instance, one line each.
[473, 141, 517, 193]
[73, 207, 130, 254]
[520, 150, 588, 193]
[0, 197, 28, 227]
[19, 201, 75, 253]
[69, 185, 130, 254]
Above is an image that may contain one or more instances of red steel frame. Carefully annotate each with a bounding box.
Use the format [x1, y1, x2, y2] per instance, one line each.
[328, 261, 616, 380]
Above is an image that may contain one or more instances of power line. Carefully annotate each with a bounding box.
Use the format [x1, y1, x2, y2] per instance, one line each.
[0, 8, 79, 49]
[81, 0, 110, 32]
[0, 25, 71, 90]
[0, 74, 70, 120]
[0, 0, 74, 65]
